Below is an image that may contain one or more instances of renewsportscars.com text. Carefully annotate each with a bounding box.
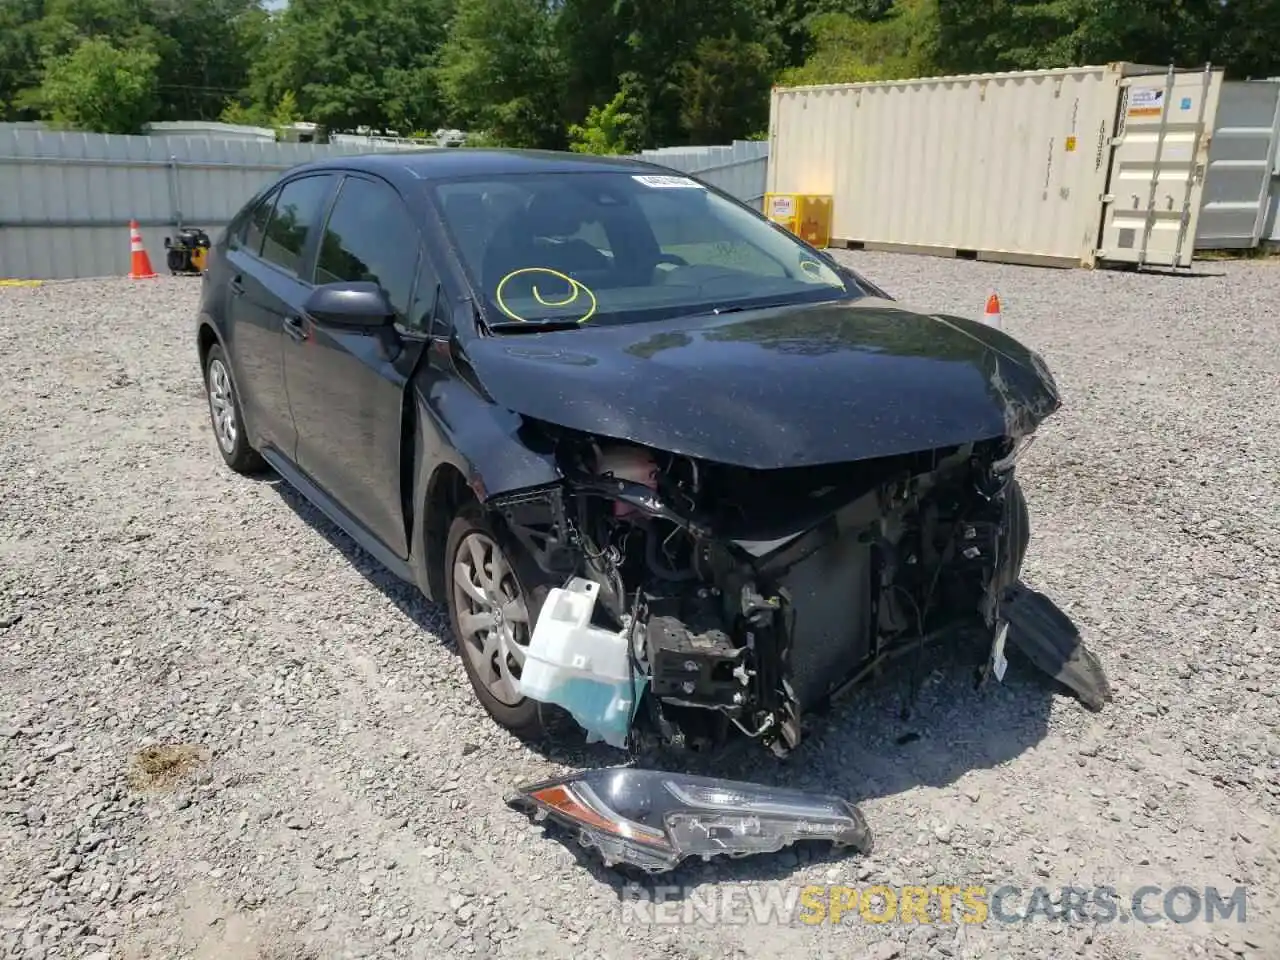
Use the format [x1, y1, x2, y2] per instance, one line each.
[619, 884, 1249, 927]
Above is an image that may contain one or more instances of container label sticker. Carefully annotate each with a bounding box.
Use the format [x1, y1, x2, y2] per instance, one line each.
[1180, 96, 1193, 110]
[1065, 136, 1077, 152]
[632, 175, 703, 189]
[1128, 88, 1164, 118]
[769, 195, 796, 219]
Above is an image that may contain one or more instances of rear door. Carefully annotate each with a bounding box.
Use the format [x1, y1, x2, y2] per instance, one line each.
[222, 186, 295, 453]
[234, 172, 340, 461]
[1097, 68, 1225, 268]
[284, 173, 433, 559]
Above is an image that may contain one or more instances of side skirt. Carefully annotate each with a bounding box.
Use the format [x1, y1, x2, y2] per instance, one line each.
[260, 447, 417, 586]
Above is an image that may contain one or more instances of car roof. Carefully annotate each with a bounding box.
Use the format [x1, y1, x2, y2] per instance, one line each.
[292, 148, 668, 183]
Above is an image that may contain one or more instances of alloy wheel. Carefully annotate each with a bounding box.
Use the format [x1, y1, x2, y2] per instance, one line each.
[452, 531, 532, 706]
[207, 358, 238, 454]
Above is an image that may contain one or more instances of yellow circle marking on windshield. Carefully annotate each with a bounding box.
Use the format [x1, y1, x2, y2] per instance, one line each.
[495, 267, 598, 324]
[799, 259, 824, 278]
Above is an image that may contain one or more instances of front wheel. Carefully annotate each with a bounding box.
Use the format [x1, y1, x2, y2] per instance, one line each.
[203, 345, 265, 474]
[445, 505, 560, 740]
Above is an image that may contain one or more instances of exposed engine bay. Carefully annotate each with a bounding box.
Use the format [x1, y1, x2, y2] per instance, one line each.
[490, 420, 1040, 757]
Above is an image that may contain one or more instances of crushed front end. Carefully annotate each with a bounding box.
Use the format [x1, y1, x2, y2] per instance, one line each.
[490, 422, 1038, 758]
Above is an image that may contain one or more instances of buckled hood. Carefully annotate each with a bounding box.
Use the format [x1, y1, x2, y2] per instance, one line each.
[462, 298, 1061, 468]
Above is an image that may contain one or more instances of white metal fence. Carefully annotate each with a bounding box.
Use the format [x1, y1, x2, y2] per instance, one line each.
[635, 140, 769, 210]
[0, 126, 770, 280]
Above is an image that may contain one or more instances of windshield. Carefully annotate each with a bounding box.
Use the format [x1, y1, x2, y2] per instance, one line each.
[429, 170, 862, 330]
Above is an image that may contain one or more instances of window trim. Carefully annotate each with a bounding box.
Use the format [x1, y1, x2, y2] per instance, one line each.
[312, 171, 442, 329]
[253, 172, 340, 282]
[231, 186, 278, 256]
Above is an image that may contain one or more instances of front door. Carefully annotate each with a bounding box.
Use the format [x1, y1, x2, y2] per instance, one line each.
[283, 173, 433, 559]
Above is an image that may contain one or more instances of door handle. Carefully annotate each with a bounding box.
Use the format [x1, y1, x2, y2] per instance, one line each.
[282, 314, 307, 342]
[229, 275, 245, 296]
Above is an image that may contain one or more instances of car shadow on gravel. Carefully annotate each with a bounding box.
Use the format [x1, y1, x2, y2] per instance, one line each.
[265, 474, 1070, 887]
[260, 473, 456, 626]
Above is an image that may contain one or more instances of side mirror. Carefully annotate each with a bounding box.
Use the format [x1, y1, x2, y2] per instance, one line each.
[303, 281, 395, 329]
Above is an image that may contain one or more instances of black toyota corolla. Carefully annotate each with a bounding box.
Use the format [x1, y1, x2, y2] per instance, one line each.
[196, 148, 1066, 759]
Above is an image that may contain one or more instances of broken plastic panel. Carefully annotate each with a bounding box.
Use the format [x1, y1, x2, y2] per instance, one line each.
[515, 577, 644, 749]
[508, 767, 873, 872]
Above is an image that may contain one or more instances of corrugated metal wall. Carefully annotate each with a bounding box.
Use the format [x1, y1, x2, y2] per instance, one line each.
[0, 127, 770, 280]
[0, 127, 416, 279]
[636, 140, 770, 210]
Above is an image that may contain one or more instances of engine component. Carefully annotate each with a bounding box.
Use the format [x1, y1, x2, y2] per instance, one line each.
[594, 445, 657, 519]
[642, 591, 745, 711]
[517, 577, 644, 748]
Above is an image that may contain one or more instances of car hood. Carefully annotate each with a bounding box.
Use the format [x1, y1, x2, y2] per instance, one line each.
[462, 297, 1062, 469]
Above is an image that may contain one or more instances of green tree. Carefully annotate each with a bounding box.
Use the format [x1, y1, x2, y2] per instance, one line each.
[555, 0, 623, 129]
[679, 36, 774, 143]
[0, 0, 46, 120]
[436, 0, 566, 148]
[934, 0, 1091, 72]
[567, 75, 648, 154]
[148, 0, 271, 121]
[609, 0, 781, 146]
[780, 0, 940, 86]
[766, 0, 893, 66]
[250, 0, 453, 134]
[38, 35, 160, 133]
[1215, 0, 1280, 79]
[932, 0, 1278, 77]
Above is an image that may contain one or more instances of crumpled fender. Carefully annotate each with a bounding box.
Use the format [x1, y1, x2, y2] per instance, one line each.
[406, 373, 563, 601]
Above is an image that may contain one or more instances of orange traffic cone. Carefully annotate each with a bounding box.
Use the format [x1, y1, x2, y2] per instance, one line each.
[983, 291, 1002, 329]
[128, 220, 158, 279]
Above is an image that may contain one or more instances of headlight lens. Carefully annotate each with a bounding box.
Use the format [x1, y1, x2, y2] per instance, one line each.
[509, 766, 872, 872]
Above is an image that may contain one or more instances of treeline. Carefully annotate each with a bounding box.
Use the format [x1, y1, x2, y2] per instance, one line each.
[1, 0, 1277, 150]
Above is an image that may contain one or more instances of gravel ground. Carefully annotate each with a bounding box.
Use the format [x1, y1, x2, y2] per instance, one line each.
[1, 252, 1277, 960]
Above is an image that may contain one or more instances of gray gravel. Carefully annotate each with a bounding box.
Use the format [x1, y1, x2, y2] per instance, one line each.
[1, 252, 1278, 960]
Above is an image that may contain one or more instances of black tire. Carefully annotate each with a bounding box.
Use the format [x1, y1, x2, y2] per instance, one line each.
[444, 504, 566, 741]
[203, 344, 266, 475]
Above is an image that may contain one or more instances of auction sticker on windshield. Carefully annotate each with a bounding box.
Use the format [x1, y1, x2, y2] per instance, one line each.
[633, 175, 704, 189]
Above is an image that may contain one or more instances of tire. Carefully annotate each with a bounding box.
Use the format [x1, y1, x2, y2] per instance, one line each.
[444, 504, 564, 741]
[203, 344, 266, 474]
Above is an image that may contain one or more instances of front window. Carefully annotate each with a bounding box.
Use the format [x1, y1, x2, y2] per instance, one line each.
[430, 171, 860, 330]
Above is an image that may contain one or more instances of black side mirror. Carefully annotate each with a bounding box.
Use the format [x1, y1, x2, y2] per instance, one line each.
[303, 281, 395, 329]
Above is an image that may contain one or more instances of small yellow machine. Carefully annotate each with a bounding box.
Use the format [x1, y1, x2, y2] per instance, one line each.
[164, 228, 211, 275]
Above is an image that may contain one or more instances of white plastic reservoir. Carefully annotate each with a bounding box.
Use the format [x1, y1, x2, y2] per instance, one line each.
[516, 577, 644, 749]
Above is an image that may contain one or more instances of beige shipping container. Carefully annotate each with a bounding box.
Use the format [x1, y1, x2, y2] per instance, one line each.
[767, 63, 1224, 268]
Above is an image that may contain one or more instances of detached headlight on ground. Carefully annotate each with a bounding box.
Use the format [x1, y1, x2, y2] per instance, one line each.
[508, 767, 873, 872]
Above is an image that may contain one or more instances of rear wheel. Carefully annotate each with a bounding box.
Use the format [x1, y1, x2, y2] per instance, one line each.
[445, 505, 559, 740]
[203, 345, 265, 474]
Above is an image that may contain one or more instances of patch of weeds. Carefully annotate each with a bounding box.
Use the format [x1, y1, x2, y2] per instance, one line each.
[127, 743, 207, 790]
[1197, 246, 1280, 262]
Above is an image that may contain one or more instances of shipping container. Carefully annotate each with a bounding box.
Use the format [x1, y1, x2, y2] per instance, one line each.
[1195, 80, 1280, 249]
[767, 62, 1226, 269]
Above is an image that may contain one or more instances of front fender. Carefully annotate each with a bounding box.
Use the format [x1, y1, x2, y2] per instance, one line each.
[408, 374, 563, 601]
[428, 377, 562, 497]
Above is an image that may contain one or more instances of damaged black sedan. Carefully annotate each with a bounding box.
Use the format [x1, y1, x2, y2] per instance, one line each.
[196, 149, 1064, 761]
